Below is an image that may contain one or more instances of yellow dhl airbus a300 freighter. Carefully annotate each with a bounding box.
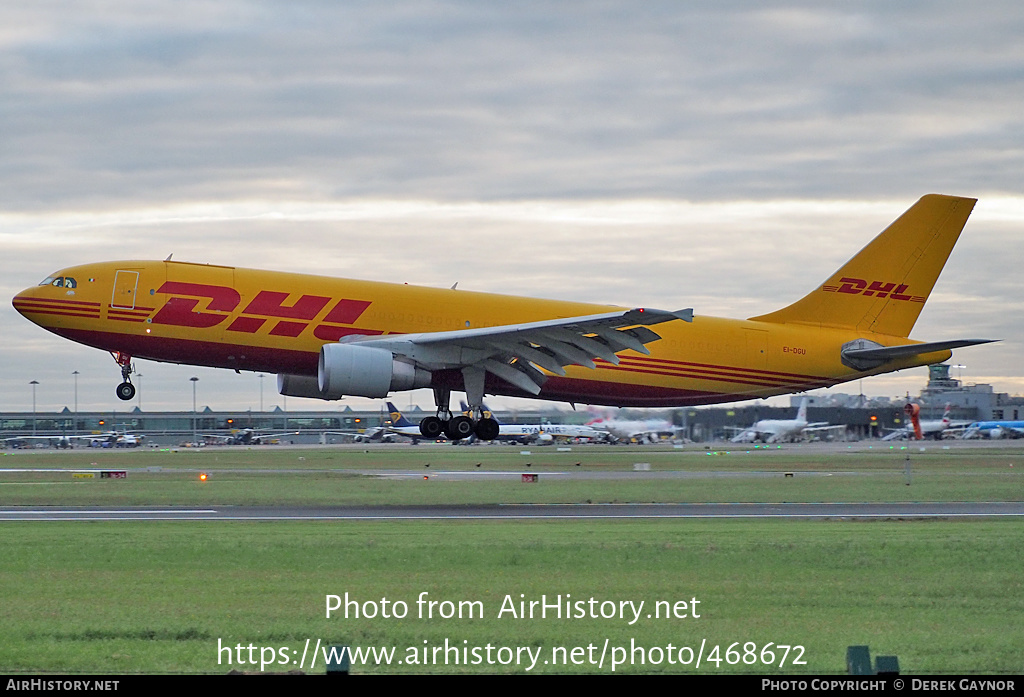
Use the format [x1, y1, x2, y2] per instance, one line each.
[14, 194, 995, 441]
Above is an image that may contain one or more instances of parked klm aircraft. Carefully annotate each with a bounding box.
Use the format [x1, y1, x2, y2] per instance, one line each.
[962, 421, 1024, 439]
[14, 195, 994, 442]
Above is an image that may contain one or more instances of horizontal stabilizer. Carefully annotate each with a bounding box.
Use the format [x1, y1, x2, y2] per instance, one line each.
[841, 338, 997, 370]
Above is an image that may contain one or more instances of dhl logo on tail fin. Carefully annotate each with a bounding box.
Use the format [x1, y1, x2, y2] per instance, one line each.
[751, 194, 976, 338]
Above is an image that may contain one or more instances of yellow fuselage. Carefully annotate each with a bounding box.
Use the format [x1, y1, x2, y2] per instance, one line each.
[13, 259, 947, 407]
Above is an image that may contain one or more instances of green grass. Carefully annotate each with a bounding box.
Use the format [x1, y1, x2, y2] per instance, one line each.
[2, 443, 1022, 674]
[1, 520, 1021, 674]
[1, 470, 1022, 506]
[1, 444, 1021, 506]
[6, 441, 1024, 473]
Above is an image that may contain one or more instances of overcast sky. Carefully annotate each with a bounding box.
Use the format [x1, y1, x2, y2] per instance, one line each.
[2, 2, 1021, 415]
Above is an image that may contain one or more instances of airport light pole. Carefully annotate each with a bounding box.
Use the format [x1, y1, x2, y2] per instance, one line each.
[258, 374, 265, 414]
[30, 380, 39, 436]
[72, 371, 79, 434]
[190, 377, 199, 445]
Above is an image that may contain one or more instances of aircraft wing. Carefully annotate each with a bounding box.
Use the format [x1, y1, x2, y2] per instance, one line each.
[346, 307, 694, 396]
[4, 434, 100, 444]
[4, 435, 70, 443]
[802, 424, 847, 437]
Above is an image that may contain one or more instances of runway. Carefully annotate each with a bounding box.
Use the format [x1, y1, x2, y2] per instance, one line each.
[2, 501, 1022, 521]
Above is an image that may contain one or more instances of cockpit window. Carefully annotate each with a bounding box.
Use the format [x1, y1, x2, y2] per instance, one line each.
[38, 276, 77, 288]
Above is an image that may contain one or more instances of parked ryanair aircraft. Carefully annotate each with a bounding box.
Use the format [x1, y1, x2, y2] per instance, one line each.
[14, 195, 994, 441]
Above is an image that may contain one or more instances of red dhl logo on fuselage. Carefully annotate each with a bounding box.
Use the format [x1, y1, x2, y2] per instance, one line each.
[821, 277, 925, 302]
[148, 282, 382, 340]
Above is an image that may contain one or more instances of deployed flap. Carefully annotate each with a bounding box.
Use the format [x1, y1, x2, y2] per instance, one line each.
[344, 307, 693, 395]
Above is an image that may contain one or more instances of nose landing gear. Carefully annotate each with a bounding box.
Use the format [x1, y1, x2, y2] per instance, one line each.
[112, 352, 136, 401]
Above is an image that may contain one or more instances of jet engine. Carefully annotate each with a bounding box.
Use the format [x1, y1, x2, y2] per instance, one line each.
[318, 343, 430, 400]
[278, 345, 431, 400]
[277, 373, 323, 399]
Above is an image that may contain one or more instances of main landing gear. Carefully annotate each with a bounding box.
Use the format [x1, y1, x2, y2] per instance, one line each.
[112, 351, 136, 401]
[420, 386, 499, 441]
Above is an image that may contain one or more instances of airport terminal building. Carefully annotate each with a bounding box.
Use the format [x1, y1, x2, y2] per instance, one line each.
[4, 365, 1021, 445]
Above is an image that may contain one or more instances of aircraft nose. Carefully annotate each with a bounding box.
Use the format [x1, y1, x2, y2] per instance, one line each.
[12, 284, 45, 320]
[12, 281, 98, 328]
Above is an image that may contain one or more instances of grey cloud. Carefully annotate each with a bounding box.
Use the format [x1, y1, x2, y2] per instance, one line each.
[3, 2, 1024, 210]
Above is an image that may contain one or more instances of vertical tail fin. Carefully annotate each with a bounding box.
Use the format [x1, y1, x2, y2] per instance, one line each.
[750, 194, 976, 337]
[386, 402, 416, 428]
[796, 396, 808, 422]
[460, 400, 499, 422]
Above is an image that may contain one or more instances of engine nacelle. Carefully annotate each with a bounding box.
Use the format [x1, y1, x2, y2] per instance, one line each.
[277, 373, 324, 399]
[318, 343, 431, 400]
